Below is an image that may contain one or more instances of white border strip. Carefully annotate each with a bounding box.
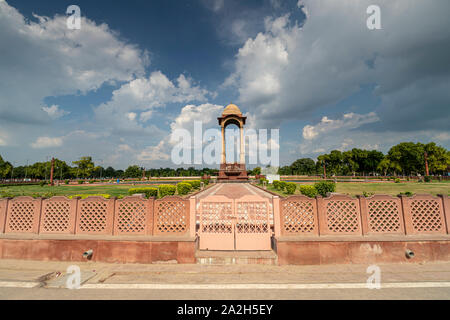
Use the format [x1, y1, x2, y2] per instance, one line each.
[0, 281, 40, 288]
[1, 281, 450, 290]
[80, 282, 450, 290]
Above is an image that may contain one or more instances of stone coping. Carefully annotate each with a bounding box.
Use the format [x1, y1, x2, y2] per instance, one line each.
[0, 233, 196, 242]
[275, 234, 450, 242]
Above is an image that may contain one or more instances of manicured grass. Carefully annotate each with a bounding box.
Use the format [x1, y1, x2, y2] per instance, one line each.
[264, 181, 450, 197]
[336, 182, 450, 197]
[0, 184, 150, 198]
[0, 182, 209, 198]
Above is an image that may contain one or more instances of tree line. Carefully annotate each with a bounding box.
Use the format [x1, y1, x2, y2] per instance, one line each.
[0, 156, 219, 180]
[278, 142, 449, 176]
[1, 142, 448, 180]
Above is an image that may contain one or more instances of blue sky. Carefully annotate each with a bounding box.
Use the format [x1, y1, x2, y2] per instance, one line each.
[0, 0, 449, 169]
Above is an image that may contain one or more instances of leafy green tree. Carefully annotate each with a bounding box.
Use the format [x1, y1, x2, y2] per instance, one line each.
[424, 142, 450, 175]
[104, 166, 116, 178]
[124, 165, 142, 178]
[72, 157, 95, 179]
[290, 158, 316, 175]
[0, 155, 13, 179]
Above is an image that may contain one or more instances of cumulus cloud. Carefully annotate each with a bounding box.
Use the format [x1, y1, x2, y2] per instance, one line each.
[42, 105, 70, 120]
[226, 0, 450, 133]
[0, 1, 147, 125]
[0, 129, 8, 146]
[31, 137, 63, 149]
[169, 103, 224, 142]
[302, 112, 379, 140]
[299, 112, 448, 157]
[94, 72, 212, 136]
[137, 141, 171, 161]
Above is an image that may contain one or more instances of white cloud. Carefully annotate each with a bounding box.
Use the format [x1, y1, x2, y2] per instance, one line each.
[137, 141, 170, 161]
[31, 137, 63, 149]
[0, 1, 147, 125]
[434, 132, 450, 142]
[226, 0, 450, 131]
[42, 105, 69, 120]
[0, 129, 8, 146]
[169, 103, 223, 138]
[94, 72, 212, 136]
[299, 112, 449, 157]
[302, 112, 379, 140]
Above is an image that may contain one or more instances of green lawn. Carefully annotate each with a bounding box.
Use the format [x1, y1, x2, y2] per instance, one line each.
[265, 181, 450, 197]
[0, 184, 154, 198]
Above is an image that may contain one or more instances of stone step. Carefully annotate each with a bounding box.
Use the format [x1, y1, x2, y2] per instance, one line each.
[195, 250, 278, 265]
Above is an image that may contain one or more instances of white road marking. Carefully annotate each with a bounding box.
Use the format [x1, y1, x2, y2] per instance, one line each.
[0, 281, 40, 288]
[1, 281, 450, 290]
[79, 282, 450, 290]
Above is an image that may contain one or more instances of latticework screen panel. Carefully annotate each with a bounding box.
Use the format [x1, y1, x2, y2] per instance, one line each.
[407, 197, 445, 233]
[40, 198, 76, 234]
[200, 201, 233, 233]
[154, 197, 189, 235]
[236, 201, 269, 234]
[5, 197, 40, 234]
[323, 197, 361, 234]
[76, 197, 114, 235]
[114, 198, 152, 235]
[280, 197, 317, 235]
[366, 198, 402, 233]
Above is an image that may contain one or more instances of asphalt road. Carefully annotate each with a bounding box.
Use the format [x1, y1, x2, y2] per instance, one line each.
[1, 286, 450, 300]
[1, 259, 450, 300]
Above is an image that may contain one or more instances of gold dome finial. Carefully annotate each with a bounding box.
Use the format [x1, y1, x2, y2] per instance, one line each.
[222, 103, 242, 116]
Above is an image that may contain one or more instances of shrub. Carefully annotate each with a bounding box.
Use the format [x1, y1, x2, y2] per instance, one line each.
[78, 180, 84, 184]
[39, 181, 48, 187]
[314, 181, 336, 197]
[424, 176, 432, 183]
[398, 191, 414, 197]
[128, 187, 158, 198]
[158, 184, 176, 198]
[89, 180, 95, 184]
[273, 180, 281, 190]
[394, 178, 401, 183]
[285, 182, 297, 195]
[0, 190, 14, 198]
[201, 179, 210, 186]
[279, 181, 287, 191]
[68, 194, 111, 199]
[177, 182, 192, 196]
[299, 185, 317, 198]
[259, 178, 266, 185]
[41, 192, 56, 198]
[187, 180, 201, 189]
[363, 191, 374, 197]
[65, 180, 70, 185]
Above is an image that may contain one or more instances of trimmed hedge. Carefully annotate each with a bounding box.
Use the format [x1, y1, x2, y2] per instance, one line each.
[285, 182, 297, 195]
[273, 180, 281, 190]
[158, 184, 176, 198]
[187, 180, 201, 189]
[201, 179, 210, 186]
[313, 181, 336, 197]
[68, 194, 111, 199]
[177, 182, 192, 196]
[128, 187, 158, 198]
[299, 185, 317, 198]
[279, 181, 287, 191]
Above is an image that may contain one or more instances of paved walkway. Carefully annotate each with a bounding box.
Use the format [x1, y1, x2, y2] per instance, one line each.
[0, 259, 449, 299]
[196, 183, 274, 200]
